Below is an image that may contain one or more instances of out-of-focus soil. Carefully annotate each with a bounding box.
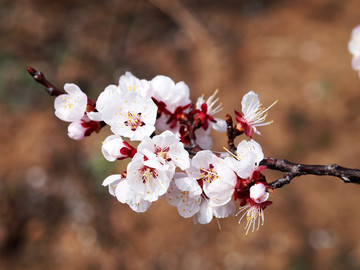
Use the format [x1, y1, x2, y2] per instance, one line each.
[1, 0, 360, 269]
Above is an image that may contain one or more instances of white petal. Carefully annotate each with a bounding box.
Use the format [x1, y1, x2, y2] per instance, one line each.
[176, 193, 201, 218]
[87, 111, 103, 121]
[166, 180, 182, 207]
[195, 128, 213, 150]
[241, 91, 260, 116]
[174, 175, 202, 197]
[212, 200, 236, 218]
[210, 118, 227, 132]
[195, 199, 213, 224]
[352, 55, 360, 70]
[54, 84, 87, 122]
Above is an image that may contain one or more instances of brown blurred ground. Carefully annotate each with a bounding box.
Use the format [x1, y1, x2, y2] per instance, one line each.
[1, 0, 360, 269]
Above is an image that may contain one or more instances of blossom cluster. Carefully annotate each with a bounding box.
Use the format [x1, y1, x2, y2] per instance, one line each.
[53, 72, 275, 234]
[349, 25, 360, 75]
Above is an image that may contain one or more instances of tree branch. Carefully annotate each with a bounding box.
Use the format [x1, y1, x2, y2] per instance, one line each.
[260, 157, 360, 189]
[27, 67, 64, 96]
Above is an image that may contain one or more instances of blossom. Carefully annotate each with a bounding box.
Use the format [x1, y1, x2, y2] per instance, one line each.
[126, 153, 173, 202]
[101, 134, 137, 161]
[101, 92, 158, 141]
[67, 115, 102, 140]
[234, 91, 277, 137]
[151, 75, 191, 114]
[118, 71, 152, 98]
[237, 182, 272, 236]
[166, 173, 235, 223]
[54, 83, 87, 122]
[186, 150, 236, 207]
[137, 130, 190, 170]
[348, 26, 360, 73]
[115, 179, 152, 213]
[194, 89, 226, 132]
[348, 25, 360, 56]
[166, 173, 202, 218]
[102, 173, 151, 212]
[225, 139, 264, 179]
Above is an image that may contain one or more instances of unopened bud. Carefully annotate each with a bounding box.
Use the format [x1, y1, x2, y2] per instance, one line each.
[102, 135, 136, 161]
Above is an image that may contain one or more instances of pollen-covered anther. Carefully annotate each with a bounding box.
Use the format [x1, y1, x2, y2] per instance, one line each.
[124, 112, 145, 131]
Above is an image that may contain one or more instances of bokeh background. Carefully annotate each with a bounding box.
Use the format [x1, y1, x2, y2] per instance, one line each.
[1, 0, 360, 269]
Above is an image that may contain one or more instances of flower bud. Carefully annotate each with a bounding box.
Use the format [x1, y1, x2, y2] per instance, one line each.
[101, 135, 136, 161]
[249, 182, 269, 203]
[67, 120, 88, 140]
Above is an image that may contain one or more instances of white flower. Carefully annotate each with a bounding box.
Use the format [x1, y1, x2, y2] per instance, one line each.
[348, 26, 360, 74]
[348, 25, 360, 56]
[137, 130, 190, 170]
[237, 182, 271, 236]
[166, 173, 235, 223]
[235, 91, 277, 137]
[54, 83, 87, 122]
[101, 134, 136, 161]
[126, 153, 173, 202]
[102, 174, 151, 212]
[151, 75, 191, 114]
[115, 177, 152, 213]
[187, 150, 236, 207]
[166, 173, 202, 218]
[101, 92, 157, 141]
[225, 139, 264, 179]
[118, 72, 152, 98]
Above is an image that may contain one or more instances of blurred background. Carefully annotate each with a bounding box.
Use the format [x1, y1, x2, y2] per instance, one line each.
[1, 0, 360, 269]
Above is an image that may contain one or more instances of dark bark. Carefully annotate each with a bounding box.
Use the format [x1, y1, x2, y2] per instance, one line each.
[260, 157, 360, 189]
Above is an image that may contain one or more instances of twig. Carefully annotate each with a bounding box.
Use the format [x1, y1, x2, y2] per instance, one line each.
[260, 157, 360, 189]
[27, 67, 64, 96]
[225, 114, 237, 154]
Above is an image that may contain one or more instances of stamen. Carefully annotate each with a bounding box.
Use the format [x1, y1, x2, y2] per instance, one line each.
[223, 147, 237, 159]
[215, 218, 222, 231]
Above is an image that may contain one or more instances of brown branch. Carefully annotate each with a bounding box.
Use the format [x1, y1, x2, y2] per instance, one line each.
[27, 67, 64, 96]
[260, 157, 360, 189]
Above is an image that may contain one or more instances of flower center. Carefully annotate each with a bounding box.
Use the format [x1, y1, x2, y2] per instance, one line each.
[154, 145, 171, 162]
[139, 166, 158, 184]
[125, 112, 145, 131]
[199, 164, 218, 184]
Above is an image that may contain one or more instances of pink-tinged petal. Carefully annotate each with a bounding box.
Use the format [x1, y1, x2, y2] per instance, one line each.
[177, 194, 201, 218]
[166, 180, 182, 207]
[352, 55, 360, 70]
[210, 118, 227, 132]
[213, 200, 236, 218]
[174, 175, 202, 197]
[103, 174, 123, 196]
[250, 183, 269, 203]
[194, 199, 213, 224]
